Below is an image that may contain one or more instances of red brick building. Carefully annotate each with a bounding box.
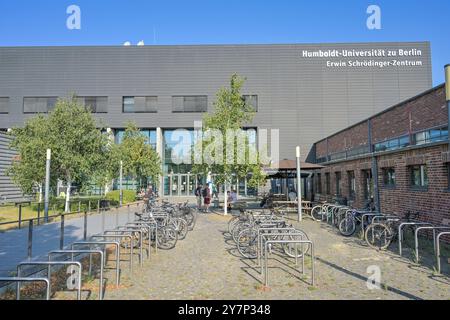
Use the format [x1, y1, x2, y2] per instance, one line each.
[311, 84, 450, 227]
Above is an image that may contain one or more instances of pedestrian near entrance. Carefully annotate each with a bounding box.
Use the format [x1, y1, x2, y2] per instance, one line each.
[195, 185, 203, 210]
[202, 184, 211, 213]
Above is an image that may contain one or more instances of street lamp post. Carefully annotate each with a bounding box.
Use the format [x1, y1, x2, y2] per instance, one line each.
[44, 149, 51, 223]
[296, 146, 302, 222]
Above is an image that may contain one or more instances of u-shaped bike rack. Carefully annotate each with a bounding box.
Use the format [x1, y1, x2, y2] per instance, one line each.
[17, 261, 82, 300]
[48, 250, 104, 300]
[0, 277, 50, 300]
[414, 226, 450, 263]
[436, 231, 450, 274]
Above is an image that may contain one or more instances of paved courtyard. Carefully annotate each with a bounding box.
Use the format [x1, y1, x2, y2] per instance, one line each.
[104, 213, 450, 300]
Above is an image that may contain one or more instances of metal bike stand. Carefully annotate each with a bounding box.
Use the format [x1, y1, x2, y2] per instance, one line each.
[263, 239, 315, 287]
[361, 213, 382, 234]
[398, 222, 432, 256]
[133, 219, 159, 254]
[71, 241, 120, 287]
[91, 235, 134, 273]
[48, 250, 104, 300]
[415, 226, 450, 263]
[17, 261, 82, 300]
[0, 277, 50, 300]
[436, 231, 450, 274]
[371, 214, 399, 224]
[105, 229, 144, 267]
[121, 225, 151, 259]
[256, 227, 299, 269]
[127, 222, 157, 256]
[258, 230, 310, 275]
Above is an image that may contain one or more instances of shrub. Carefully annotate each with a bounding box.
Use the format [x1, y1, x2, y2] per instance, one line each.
[105, 190, 136, 205]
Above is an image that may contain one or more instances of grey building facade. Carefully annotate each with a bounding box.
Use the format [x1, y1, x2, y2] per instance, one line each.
[0, 42, 433, 197]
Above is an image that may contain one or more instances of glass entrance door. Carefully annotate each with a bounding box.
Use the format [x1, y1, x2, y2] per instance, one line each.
[180, 175, 188, 196]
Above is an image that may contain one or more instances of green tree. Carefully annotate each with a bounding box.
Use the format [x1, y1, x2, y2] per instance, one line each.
[192, 74, 267, 214]
[115, 122, 161, 190]
[7, 115, 51, 200]
[9, 96, 109, 212]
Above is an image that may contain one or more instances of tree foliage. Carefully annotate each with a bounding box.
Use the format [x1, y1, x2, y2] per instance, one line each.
[192, 74, 267, 188]
[114, 122, 162, 187]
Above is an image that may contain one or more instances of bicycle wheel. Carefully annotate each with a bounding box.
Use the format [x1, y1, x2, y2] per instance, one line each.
[282, 230, 310, 258]
[232, 222, 252, 244]
[339, 216, 356, 237]
[311, 206, 324, 221]
[184, 211, 197, 231]
[365, 223, 393, 250]
[157, 226, 178, 250]
[237, 228, 258, 259]
[228, 215, 241, 234]
[171, 218, 188, 241]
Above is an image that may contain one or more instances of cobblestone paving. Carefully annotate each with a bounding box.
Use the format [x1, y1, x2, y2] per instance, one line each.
[104, 213, 450, 300]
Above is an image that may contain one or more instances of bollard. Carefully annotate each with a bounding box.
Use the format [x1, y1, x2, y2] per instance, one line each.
[97, 200, 100, 214]
[18, 204, 22, 229]
[78, 201, 81, 213]
[88, 200, 91, 213]
[60, 214, 65, 249]
[84, 211, 88, 240]
[27, 220, 34, 260]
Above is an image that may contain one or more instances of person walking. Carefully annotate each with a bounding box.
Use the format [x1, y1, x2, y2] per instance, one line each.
[195, 185, 203, 211]
[202, 184, 211, 213]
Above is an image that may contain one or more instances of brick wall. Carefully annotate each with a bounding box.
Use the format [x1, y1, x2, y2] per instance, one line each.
[315, 143, 450, 227]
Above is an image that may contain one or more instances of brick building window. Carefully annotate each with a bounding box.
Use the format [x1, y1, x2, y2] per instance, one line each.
[410, 165, 428, 189]
[362, 169, 373, 201]
[316, 173, 322, 194]
[347, 171, 356, 199]
[325, 173, 331, 195]
[382, 168, 396, 187]
[335, 172, 342, 196]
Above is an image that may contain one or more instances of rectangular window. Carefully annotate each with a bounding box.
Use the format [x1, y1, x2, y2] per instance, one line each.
[0, 97, 8, 113]
[316, 173, 322, 194]
[242, 95, 258, 112]
[347, 171, 356, 199]
[414, 127, 449, 145]
[374, 135, 410, 152]
[362, 169, 373, 201]
[172, 96, 207, 113]
[123, 96, 157, 113]
[115, 129, 157, 149]
[335, 172, 342, 196]
[77, 96, 108, 113]
[382, 168, 396, 187]
[325, 173, 331, 195]
[23, 97, 58, 113]
[410, 165, 428, 189]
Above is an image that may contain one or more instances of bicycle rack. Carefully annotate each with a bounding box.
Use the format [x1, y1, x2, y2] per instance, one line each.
[436, 231, 450, 274]
[48, 250, 104, 300]
[361, 213, 382, 234]
[398, 222, 433, 256]
[105, 229, 144, 267]
[0, 277, 50, 300]
[126, 222, 156, 257]
[129, 219, 159, 254]
[256, 227, 300, 268]
[71, 241, 120, 287]
[263, 238, 315, 287]
[414, 226, 450, 263]
[17, 261, 82, 300]
[91, 234, 134, 273]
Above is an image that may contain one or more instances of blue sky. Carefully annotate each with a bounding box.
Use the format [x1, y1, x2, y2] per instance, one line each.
[0, 0, 448, 85]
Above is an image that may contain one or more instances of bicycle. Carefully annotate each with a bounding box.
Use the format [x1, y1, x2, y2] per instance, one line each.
[364, 212, 420, 250]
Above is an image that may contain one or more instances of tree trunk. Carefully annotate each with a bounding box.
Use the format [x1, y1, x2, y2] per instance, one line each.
[38, 183, 43, 203]
[65, 181, 71, 213]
